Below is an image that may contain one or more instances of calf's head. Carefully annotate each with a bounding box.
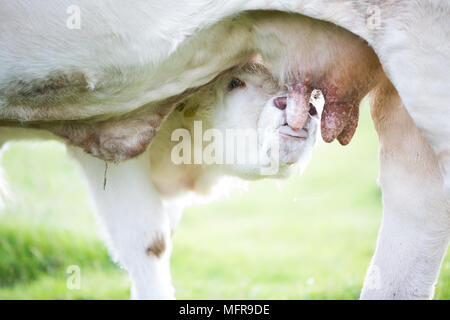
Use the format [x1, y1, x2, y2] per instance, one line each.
[149, 62, 323, 196]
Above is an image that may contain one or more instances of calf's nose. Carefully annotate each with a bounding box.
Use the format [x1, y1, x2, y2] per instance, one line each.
[273, 97, 287, 110]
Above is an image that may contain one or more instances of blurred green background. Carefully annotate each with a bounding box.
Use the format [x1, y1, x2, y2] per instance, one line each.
[0, 103, 448, 299]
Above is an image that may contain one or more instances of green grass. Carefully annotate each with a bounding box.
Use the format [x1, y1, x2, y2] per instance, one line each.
[0, 103, 448, 299]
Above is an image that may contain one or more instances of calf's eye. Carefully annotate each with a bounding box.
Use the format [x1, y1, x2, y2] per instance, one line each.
[228, 78, 246, 91]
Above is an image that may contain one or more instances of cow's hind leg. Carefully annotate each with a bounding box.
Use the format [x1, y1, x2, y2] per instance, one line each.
[70, 147, 174, 299]
[361, 80, 450, 299]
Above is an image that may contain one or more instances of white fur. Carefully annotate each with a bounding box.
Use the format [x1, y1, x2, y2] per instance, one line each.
[0, 2, 366, 121]
[1, 0, 449, 300]
[70, 147, 176, 299]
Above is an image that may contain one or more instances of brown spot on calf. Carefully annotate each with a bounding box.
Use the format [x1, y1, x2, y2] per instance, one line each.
[146, 234, 166, 258]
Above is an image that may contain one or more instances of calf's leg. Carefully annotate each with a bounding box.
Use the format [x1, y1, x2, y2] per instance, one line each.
[70, 147, 174, 299]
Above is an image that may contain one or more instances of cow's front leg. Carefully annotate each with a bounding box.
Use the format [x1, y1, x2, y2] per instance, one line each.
[70, 147, 174, 299]
[361, 80, 450, 299]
